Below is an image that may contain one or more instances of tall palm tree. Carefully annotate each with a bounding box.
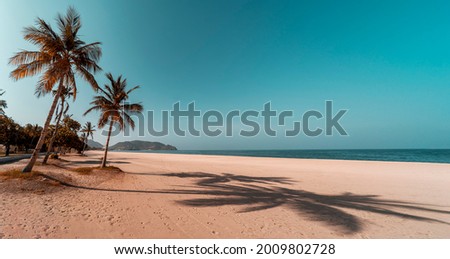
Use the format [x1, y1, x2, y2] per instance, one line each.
[81, 121, 96, 154]
[9, 7, 102, 172]
[42, 86, 73, 164]
[0, 89, 7, 116]
[84, 73, 143, 168]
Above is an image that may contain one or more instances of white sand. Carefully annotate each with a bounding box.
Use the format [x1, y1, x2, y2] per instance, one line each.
[1, 151, 449, 238]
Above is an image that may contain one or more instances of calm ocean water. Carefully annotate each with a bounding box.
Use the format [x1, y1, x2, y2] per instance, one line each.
[114, 149, 450, 164]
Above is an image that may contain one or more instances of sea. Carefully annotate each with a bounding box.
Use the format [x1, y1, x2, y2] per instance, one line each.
[113, 149, 450, 164]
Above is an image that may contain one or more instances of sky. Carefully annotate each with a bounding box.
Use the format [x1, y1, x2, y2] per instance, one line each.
[1, 0, 450, 150]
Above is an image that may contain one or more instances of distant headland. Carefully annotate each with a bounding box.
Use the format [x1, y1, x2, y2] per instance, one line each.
[108, 140, 177, 151]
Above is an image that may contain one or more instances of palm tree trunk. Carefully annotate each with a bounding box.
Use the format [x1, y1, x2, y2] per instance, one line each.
[81, 137, 87, 155]
[29, 136, 35, 150]
[5, 143, 10, 157]
[101, 122, 113, 168]
[22, 83, 64, 173]
[42, 100, 64, 164]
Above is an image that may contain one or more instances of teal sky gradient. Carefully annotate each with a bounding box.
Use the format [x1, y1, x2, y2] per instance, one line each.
[1, 0, 450, 149]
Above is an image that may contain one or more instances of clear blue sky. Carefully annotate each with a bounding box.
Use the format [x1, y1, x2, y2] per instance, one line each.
[1, 0, 450, 149]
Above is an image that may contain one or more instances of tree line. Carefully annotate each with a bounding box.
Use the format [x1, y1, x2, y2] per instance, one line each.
[0, 113, 92, 157]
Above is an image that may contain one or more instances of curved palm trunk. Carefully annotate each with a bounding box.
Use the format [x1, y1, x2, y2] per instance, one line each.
[101, 122, 113, 168]
[42, 100, 64, 164]
[81, 137, 88, 155]
[22, 83, 63, 173]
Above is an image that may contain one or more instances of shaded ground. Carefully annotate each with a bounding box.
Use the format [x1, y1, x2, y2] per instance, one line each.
[38, 170, 450, 235]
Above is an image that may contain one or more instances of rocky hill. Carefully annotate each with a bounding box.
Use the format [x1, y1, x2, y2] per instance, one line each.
[87, 139, 103, 149]
[109, 140, 177, 151]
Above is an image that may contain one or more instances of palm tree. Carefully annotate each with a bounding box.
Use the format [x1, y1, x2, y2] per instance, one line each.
[0, 116, 19, 156]
[84, 73, 143, 168]
[0, 89, 7, 115]
[81, 121, 96, 154]
[42, 86, 73, 164]
[9, 7, 102, 172]
[23, 123, 42, 152]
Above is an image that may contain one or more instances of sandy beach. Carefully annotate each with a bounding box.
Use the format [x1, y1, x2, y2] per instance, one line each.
[1, 151, 449, 238]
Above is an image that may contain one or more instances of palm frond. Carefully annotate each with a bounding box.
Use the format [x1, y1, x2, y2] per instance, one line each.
[0, 100, 7, 109]
[122, 112, 136, 129]
[83, 104, 103, 116]
[10, 6, 102, 106]
[10, 60, 48, 80]
[126, 85, 140, 95]
[85, 73, 143, 132]
[75, 65, 99, 90]
[9, 51, 51, 66]
[123, 103, 144, 113]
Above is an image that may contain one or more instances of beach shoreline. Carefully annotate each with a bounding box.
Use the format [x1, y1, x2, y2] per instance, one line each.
[110, 149, 450, 165]
[1, 150, 449, 238]
[109, 149, 450, 164]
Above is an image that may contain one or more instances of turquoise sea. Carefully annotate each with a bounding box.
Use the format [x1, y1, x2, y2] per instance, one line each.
[113, 149, 450, 164]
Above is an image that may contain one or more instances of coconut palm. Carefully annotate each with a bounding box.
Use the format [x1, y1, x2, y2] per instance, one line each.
[23, 123, 42, 152]
[9, 7, 102, 172]
[84, 73, 143, 168]
[0, 116, 19, 156]
[80, 121, 96, 154]
[42, 86, 74, 164]
[0, 89, 7, 115]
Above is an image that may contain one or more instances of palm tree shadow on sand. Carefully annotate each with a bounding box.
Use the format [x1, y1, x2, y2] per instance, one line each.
[159, 172, 450, 234]
[42, 171, 450, 234]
